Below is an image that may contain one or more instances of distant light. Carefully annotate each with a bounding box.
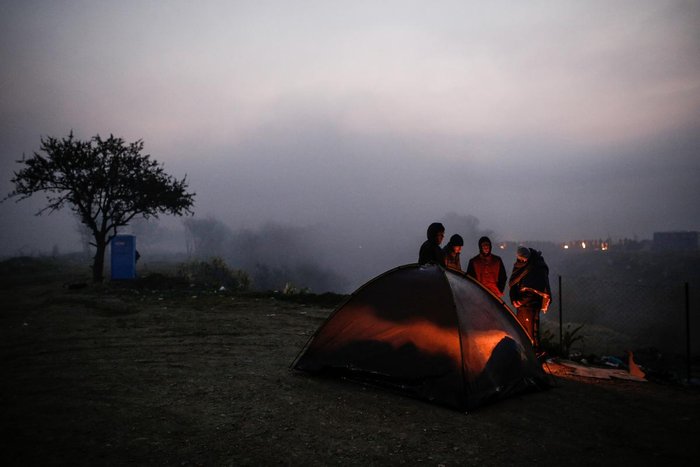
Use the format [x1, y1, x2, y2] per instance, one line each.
[563, 244, 569, 249]
[581, 242, 587, 249]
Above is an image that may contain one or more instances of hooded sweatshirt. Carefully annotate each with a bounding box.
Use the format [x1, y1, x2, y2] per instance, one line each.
[466, 237, 507, 295]
[508, 248, 551, 307]
[442, 234, 464, 272]
[418, 222, 446, 266]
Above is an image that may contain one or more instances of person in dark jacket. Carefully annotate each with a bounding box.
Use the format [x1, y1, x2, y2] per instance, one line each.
[509, 246, 551, 350]
[442, 234, 464, 271]
[466, 236, 507, 296]
[418, 222, 446, 266]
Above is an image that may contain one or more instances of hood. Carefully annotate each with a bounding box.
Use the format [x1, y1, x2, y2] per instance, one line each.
[426, 222, 445, 241]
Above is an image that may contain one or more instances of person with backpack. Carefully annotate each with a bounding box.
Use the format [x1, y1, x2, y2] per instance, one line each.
[509, 246, 551, 351]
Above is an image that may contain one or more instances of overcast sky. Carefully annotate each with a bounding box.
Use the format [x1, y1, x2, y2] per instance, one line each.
[1, 0, 699, 258]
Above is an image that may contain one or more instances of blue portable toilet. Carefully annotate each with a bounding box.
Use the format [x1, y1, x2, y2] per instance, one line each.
[111, 234, 137, 280]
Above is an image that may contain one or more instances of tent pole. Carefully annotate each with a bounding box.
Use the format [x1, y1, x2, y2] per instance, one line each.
[559, 275, 563, 356]
[686, 282, 691, 384]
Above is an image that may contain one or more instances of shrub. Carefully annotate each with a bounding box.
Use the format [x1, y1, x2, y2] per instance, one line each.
[540, 323, 585, 357]
[176, 257, 250, 291]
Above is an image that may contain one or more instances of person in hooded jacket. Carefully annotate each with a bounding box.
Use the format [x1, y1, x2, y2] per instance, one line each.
[418, 222, 446, 266]
[466, 236, 507, 296]
[509, 246, 551, 351]
[442, 234, 464, 272]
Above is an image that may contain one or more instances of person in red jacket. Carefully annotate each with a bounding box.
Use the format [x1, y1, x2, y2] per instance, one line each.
[466, 236, 507, 296]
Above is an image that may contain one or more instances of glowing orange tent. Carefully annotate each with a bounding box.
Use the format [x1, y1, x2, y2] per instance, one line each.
[292, 264, 549, 411]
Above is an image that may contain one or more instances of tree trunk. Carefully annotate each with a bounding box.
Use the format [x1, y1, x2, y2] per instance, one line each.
[92, 241, 106, 283]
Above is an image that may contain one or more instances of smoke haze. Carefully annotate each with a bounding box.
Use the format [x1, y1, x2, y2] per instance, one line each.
[1, 1, 699, 291]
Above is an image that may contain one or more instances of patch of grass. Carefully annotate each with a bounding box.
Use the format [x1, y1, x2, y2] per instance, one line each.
[0, 256, 90, 289]
[261, 291, 348, 308]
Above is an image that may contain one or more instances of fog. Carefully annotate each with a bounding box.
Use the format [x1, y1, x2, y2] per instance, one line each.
[1, 1, 699, 292]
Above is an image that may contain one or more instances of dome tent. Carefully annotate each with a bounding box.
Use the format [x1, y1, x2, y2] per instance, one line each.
[292, 264, 549, 411]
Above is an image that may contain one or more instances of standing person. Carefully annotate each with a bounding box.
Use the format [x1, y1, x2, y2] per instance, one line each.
[509, 246, 551, 351]
[418, 222, 446, 266]
[442, 234, 464, 272]
[466, 236, 507, 296]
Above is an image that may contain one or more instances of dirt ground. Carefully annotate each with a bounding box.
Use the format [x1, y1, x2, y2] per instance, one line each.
[2, 263, 699, 466]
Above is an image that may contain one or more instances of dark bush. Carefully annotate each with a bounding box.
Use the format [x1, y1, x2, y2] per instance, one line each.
[176, 257, 251, 291]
